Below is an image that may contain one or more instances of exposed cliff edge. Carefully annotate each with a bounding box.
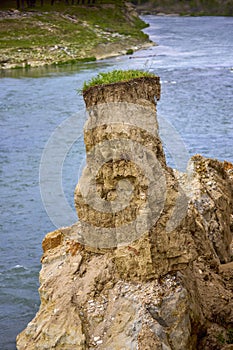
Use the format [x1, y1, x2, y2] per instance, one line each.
[17, 73, 233, 349]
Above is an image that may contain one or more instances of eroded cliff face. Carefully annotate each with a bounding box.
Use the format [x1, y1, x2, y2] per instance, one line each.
[17, 77, 233, 350]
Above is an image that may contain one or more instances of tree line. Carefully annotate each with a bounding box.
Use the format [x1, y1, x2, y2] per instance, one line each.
[16, 0, 96, 9]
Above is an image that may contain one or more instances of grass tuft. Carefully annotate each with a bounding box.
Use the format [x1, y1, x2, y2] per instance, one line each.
[82, 69, 157, 91]
[126, 48, 134, 55]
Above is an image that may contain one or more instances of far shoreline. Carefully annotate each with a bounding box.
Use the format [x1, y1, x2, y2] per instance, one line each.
[135, 0, 233, 17]
[0, 2, 154, 71]
[0, 41, 157, 72]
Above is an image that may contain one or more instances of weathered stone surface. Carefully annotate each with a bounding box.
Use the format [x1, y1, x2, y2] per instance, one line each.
[42, 229, 64, 253]
[17, 77, 233, 350]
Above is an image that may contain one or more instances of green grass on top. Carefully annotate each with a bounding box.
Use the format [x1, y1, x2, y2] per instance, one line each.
[82, 69, 157, 91]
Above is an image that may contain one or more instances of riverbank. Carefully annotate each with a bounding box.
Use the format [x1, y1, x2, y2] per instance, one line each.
[0, 1, 153, 70]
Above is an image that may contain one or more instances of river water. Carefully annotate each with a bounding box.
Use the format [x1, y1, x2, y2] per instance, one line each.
[0, 16, 232, 349]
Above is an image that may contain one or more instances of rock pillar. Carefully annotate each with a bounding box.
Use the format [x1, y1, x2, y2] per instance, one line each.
[74, 76, 197, 280]
[75, 77, 167, 251]
[16, 75, 233, 350]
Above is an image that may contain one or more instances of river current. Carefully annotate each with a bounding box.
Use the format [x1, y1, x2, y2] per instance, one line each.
[0, 16, 232, 349]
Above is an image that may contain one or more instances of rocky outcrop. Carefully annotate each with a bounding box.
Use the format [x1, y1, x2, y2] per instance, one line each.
[17, 76, 233, 350]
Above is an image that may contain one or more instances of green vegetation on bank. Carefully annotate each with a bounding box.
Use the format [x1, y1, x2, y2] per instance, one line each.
[0, 0, 151, 69]
[130, 0, 233, 16]
[82, 69, 157, 91]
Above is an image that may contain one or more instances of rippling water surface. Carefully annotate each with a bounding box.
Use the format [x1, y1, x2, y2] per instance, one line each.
[0, 16, 232, 349]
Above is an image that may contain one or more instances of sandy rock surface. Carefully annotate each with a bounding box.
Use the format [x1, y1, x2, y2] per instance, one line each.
[17, 77, 233, 350]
